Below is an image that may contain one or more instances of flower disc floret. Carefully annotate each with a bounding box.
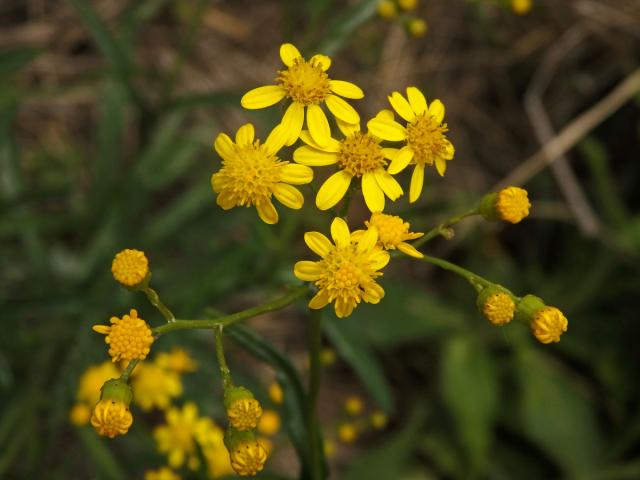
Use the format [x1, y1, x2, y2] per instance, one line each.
[532, 307, 568, 344]
[364, 212, 424, 258]
[91, 399, 133, 438]
[111, 249, 149, 287]
[93, 309, 154, 363]
[482, 292, 515, 326]
[294, 218, 390, 318]
[277, 57, 331, 106]
[227, 398, 263, 432]
[338, 132, 386, 177]
[211, 123, 313, 225]
[496, 186, 531, 224]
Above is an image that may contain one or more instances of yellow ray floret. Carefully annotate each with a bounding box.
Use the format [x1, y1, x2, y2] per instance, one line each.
[294, 120, 403, 212]
[294, 217, 390, 318]
[111, 249, 149, 287]
[367, 87, 454, 203]
[211, 123, 313, 225]
[93, 309, 154, 363]
[241, 43, 364, 147]
[91, 399, 133, 438]
[357, 212, 424, 258]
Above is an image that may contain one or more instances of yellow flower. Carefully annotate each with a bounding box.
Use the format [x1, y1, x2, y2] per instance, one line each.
[368, 87, 454, 203]
[75, 361, 120, 407]
[227, 398, 263, 431]
[211, 123, 313, 224]
[225, 432, 268, 477]
[377, 0, 397, 19]
[324, 439, 336, 457]
[360, 212, 424, 258]
[294, 217, 390, 318]
[93, 309, 154, 363]
[320, 347, 337, 366]
[496, 187, 531, 224]
[294, 120, 403, 212]
[268, 382, 283, 405]
[511, 0, 532, 15]
[370, 410, 388, 429]
[198, 419, 235, 478]
[131, 362, 183, 411]
[91, 399, 133, 438]
[258, 410, 281, 436]
[144, 467, 181, 480]
[154, 402, 214, 469]
[241, 43, 364, 147]
[111, 249, 149, 287]
[478, 287, 515, 326]
[69, 403, 91, 426]
[398, 0, 419, 10]
[344, 396, 364, 416]
[532, 307, 568, 344]
[155, 347, 198, 373]
[338, 423, 358, 443]
[407, 18, 428, 37]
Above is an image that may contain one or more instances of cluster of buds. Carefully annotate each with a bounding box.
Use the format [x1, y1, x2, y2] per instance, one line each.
[377, 0, 428, 38]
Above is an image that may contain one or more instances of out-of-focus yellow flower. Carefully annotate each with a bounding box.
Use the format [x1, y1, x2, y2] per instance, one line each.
[398, 0, 419, 10]
[294, 120, 403, 213]
[368, 87, 454, 203]
[258, 437, 274, 455]
[377, 0, 397, 19]
[224, 430, 268, 477]
[111, 249, 149, 287]
[69, 403, 91, 426]
[131, 362, 182, 411]
[75, 361, 120, 407]
[241, 43, 364, 147]
[154, 403, 215, 470]
[357, 212, 424, 258]
[257, 410, 281, 436]
[477, 287, 515, 326]
[155, 348, 198, 373]
[93, 309, 154, 363]
[344, 396, 364, 416]
[511, 0, 532, 15]
[370, 410, 388, 429]
[324, 439, 336, 457]
[144, 467, 181, 480]
[294, 218, 390, 318]
[338, 423, 358, 443]
[211, 123, 313, 224]
[268, 382, 283, 405]
[320, 347, 337, 366]
[407, 18, 428, 37]
[198, 419, 235, 478]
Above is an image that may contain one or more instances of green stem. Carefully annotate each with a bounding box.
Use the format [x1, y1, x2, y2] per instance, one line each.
[143, 286, 176, 323]
[338, 183, 356, 218]
[413, 208, 478, 248]
[152, 285, 309, 336]
[120, 359, 139, 382]
[417, 254, 491, 292]
[307, 308, 324, 480]
[214, 326, 233, 389]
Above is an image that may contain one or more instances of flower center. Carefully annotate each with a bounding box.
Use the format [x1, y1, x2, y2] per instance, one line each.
[213, 142, 285, 206]
[277, 58, 331, 106]
[338, 132, 386, 177]
[406, 113, 450, 165]
[317, 246, 379, 303]
[367, 213, 408, 248]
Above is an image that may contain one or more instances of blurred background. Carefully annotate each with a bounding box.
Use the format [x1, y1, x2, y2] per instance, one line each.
[2, 0, 640, 478]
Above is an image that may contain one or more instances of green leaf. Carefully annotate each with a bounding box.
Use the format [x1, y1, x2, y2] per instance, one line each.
[314, 0, 380, 55]
[0, 48, 43, 76]
[440, 335, 497, 473]
[342, 406, 426, 480]
[516, 347, 603, 476]
[323, 317, 394, 412]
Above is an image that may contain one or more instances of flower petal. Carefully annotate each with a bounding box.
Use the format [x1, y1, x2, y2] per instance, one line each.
[304, 231, 333, 257]
[330, 217, 351, 248]
[273, 183, 304, 209]
[335, 297, 354, 318]
[336, 118, 360, 137]
[382, 147, 399, 160]
[367, 116, 407, 141]
[316, 170, 352, 210]
[294, 261, 323, 281]
[444, 140, 455, 160]
[435, 157, 447, 176]
[388, 146, 414, 174]
[309, 290, 330, 309]
[216, 192, 236, 210]
[280, 43, 301, 67]
[357, 225, 378, 253]
[281, 102, 305, 146]
[235, 123, 254, 146]
[281, 163, 314, 184]
[310, 54, 331, 71]
[398, 242, 424, 258]
[299, 130, 341, 152]
[374, 169, 403, 200]
[264, 124, 288, 154]
[362, 172, 385, 212]
[388, 92, 416, 122]
[256, 199, 279, 224]
[241, 85, 286, 109]
[406, 86, 427, 115]
[369, 250, 390, 270]
[293, 146, 338, 166]
[307, 104, 331, 147]
[325, 94, 359, 124]
[329, 80, 364, 99]
[214, 133, 234, 161]
[376, 109, 395, 121]
[409, 163, 425, 203]
[363, 282, 385, 303]
[429, 99, 445, 124]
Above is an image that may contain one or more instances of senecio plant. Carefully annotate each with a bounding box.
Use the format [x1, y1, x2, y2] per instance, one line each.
[77, 43, 568, 479]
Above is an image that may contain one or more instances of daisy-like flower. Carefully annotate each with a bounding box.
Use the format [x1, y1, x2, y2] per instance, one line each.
[211, 123, 313, 225]
[241, 43, 364, 147]
[294, 118, 403, 212]
[354, 212, 424, 258]
[294, 217, 390, 318]
[367, 86, 454, 203]
[131, 362, 183, 412]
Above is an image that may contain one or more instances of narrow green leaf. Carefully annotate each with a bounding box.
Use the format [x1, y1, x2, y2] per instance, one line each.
[77, 427, 126, 480]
